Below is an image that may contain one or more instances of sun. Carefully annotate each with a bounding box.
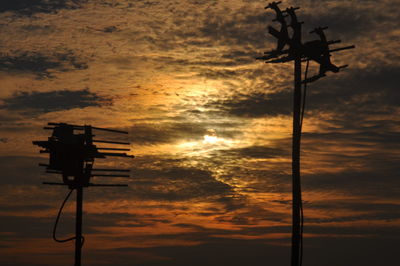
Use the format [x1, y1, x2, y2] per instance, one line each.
[203, 134, 219, 144]
[202, 129, 219, 144]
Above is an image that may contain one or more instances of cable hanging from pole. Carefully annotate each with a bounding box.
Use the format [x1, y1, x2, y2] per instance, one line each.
[53, 188, 84, 247]
[298, 59, 309, 266]
[300, 59, 310, 132]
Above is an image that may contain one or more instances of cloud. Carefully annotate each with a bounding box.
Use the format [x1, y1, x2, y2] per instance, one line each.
[0, 156, 44, 185]
[129, 166, 234, 201]
[0, 215, 53, 238]
[305, 168, 400, 199]
[128, 121, 241, 145]
[216, 145, 289, 159]
[198, 11, 267, 47]
[208, 91, 291, 118]
[204, 64, 400, 120]
[306, 201, 400, 223]
[0, 88, 111, 115]
[0, 50, 88, 78]
[0, 0, 86, 15]
[102, 25, 119, 33]
[300, 5, 372, 40]
[299, 0, 398, 40]
[86, 238, 288, 266]
[0, 1, 398, 266]
[303, 66, 400, 115]
[128, 122, 208, 145]
[132, 3, 272, 54]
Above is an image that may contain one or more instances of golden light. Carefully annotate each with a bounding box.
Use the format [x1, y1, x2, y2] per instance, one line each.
[202, 129, 220, 144]
[203, 134, 219, 144]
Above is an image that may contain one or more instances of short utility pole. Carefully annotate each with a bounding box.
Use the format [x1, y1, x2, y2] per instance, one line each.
[33, 122, 134, 265]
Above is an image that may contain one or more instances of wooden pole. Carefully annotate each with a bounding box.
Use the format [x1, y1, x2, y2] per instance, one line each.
[75, 186, 83, 266]
[291, 54, 302, 266]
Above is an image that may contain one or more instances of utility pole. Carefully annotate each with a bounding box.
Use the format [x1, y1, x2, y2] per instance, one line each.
[291, 9, 303, 265]
[256, 2, 354, 265]
[75, 186, 83, 266]
[33, 122, 134, 266]
[292, 53, 302, 266]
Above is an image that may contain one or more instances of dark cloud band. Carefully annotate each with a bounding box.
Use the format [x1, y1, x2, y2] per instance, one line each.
[0, 88, 110, 114]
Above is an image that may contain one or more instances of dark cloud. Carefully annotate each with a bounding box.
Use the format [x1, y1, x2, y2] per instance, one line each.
[146, 5, 271, 52]
[84, 156, 239, 205]
[0, 50, 88, 78]
[0, 156, 44, 185]
[129, 167, 233, 201]
[198, 11, 268, 48]
[20, 24, 57, 34]
[0, 52, 60, 78]
[129, 122, 207, 144]
[303, 66, 400, 115]
[102, 25, 119, 33]
[300, 6, 372, 40]
[303, 130, 399, 152]
[300, 131, 400, 200]
[306, 201, 400, 223]
[208, 91, 291, 118]
[219, 145, 289, 159]
[216, 207, 287, 225]
[0, 88, 111, 115]
[299, 1, 399, 42]
[305, 168, 400, 199]
[104, 229, 399, 266]
[84, 212, 161, 232]
[109, 235, 289, 266]
[206, 65, 400, 119]
[0, 215, 53, 238]
[0, 0, 86, 15]
[0, 204, 51, 212]
[304, 237, 398, 266]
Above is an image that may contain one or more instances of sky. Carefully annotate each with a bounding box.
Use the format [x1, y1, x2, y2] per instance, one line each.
[0, 0, 399, 265]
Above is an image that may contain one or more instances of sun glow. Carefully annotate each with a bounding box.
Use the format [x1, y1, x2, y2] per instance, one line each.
[202, 129, 230, 145]
[203, 134, 219, 144]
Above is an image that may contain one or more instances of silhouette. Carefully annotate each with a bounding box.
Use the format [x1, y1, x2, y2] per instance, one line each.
[33, 122, 134, 266]
[266, 1, 290, 56]
[258, 3, 355, 82]
[256, 2, 355, 266]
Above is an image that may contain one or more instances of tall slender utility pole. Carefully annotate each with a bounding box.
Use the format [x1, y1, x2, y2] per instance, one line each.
[291, 54, 302, 266]
[256, 2, 354, 266]
[291, 11, 303, 265]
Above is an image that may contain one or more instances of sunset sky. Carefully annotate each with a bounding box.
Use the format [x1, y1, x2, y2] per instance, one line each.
[0, 0, 399, 265]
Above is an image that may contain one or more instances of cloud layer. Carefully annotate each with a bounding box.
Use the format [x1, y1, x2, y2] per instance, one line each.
[0, 0, 399, 265]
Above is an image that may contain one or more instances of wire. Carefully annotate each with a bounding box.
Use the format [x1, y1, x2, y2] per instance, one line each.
[53, 188, 84, 247]
[300, 59, 310, 131]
